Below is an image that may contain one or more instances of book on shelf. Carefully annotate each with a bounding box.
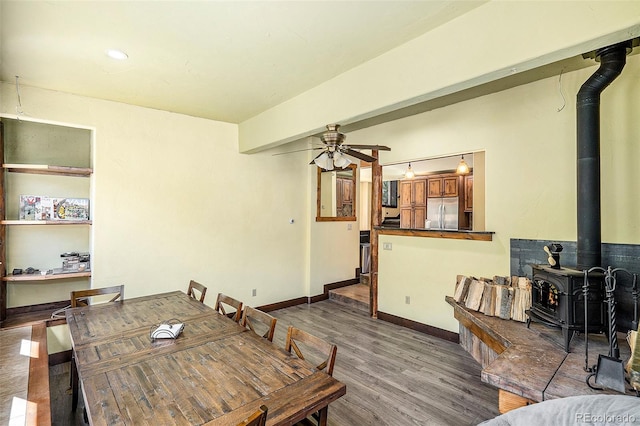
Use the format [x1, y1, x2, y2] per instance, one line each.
[53, 198, 90, 220]
[18, 195, 89, 221]
[19, 195, 39, 220]
[40, 196, 54, 220]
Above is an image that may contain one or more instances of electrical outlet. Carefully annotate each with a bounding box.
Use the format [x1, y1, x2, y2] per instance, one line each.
[405, 296, 411, 304]
[383, 242, 392, 250]
[347, 223, 352, 230]
[252, 289, 257, 297]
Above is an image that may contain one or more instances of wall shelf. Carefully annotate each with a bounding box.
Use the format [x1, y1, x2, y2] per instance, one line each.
[1, 220, 92, 225]
[2, 164, 92, 177]
[3, 272, 91, 282]
[1, 117, 93, 325]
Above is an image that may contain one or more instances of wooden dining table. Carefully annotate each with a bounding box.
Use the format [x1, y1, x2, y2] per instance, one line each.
[66, 291, 346, 425]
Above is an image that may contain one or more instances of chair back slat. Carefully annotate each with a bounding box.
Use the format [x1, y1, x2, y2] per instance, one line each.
[241, 306, 277, 342]
[71, 285, 124, 308]
[215, 293, 243, 322]
[187, 280, 208, 303]
[285, 326, 337, 376]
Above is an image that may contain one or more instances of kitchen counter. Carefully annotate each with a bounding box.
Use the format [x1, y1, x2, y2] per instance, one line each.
[375, 226, 493, 241]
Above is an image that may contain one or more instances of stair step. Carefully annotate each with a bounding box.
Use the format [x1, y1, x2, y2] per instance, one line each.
[329, 284, 369, 313]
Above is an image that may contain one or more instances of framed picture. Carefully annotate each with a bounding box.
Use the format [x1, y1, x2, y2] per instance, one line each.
[382, 180, 398, 208]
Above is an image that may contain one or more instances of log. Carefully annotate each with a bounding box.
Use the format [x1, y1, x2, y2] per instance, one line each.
[454, 275, 472, 303]
[510, 286, 532, 322]
[480, 283, 497, 316]
[465, 279, 485, 311]
[493, 276, 509, 286]
[495, 286, 514, 319]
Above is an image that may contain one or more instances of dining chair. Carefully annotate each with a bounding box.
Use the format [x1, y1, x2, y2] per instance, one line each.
[71, 284, 124, 308]
[187, 279, 208, 303]
[285, 326, 337, 425]
[236, 405, 268, 426]
[70, 284, 125, 412]
[215, 293, 243, 322]
[241, 306, 277, 342]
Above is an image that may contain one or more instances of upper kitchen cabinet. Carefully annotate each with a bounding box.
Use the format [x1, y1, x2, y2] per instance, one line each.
[464, 175, 473, 213]
[427, 175, 459, 198]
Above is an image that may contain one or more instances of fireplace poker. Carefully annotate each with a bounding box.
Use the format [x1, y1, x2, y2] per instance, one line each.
[590, 267, 630, 393]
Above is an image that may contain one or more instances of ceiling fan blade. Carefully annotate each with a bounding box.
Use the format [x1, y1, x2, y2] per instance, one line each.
[344, 144, 391, 151]
[272, 147, 322, 156]
[343, 148, 378, 163]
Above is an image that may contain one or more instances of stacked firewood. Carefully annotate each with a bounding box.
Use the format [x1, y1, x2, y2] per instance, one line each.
[453, 274, 532, 322]
[628, 329, 640, 393]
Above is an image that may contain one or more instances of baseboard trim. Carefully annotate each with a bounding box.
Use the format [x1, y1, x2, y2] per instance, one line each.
[309, 294, 327, 303]
[257, 297, 308, 313]
[378, 311, 459, 343]
[257, 277, 361, 311]
[49, 349, 72, 366]
[323, 277, 360, 293]
[309, 277, 360, 304]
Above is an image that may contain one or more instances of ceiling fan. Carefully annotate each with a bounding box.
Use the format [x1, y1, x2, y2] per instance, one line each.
[274, 124, 390, 170]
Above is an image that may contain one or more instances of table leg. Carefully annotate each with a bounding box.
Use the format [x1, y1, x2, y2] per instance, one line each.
[71, 354, 79, 412]
[317, 407, 328, 426]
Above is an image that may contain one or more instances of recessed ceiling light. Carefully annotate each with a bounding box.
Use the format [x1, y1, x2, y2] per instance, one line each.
[106, 49, 128, 60]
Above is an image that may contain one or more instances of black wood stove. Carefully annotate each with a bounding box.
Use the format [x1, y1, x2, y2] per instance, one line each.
[527, 264, 606, 352]
[525, 42, 635, 353]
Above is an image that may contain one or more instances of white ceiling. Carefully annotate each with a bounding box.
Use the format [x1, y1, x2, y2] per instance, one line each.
[0, 1, 486, 124]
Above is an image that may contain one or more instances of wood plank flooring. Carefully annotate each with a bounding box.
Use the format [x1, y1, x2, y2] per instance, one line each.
[49, 299, 499, 425]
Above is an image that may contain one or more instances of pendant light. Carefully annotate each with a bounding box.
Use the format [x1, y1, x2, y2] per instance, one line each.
[456, 155, 470, 175]
[404, 163, 415, 179]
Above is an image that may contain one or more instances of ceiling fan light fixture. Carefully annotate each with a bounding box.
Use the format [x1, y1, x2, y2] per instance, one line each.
[404, 163, 415, 179]
[456, 155, 470, 175]
[314, 152, 331, 170]
[333, 151, 351, 168]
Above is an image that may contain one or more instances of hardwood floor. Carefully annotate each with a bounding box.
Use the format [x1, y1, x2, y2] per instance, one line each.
[270, 300, 499, 425]
[49, 299, 499, 425]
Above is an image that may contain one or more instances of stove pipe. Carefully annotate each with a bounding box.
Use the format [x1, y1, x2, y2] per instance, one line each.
[576, 41, 629, 271]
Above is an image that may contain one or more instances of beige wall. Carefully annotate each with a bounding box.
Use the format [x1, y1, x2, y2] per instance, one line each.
[348, 53, 640, 332]
[0, 84, 360, 351]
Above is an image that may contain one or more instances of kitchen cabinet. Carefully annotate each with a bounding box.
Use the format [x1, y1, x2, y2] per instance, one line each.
[336, 177, 354, 217]
[0, 117, 92, 325]
[399, 178, 427, 229]
[464, 175, 473, 212]
[399, 172, 473, 230]
[428, 175, 459, 197]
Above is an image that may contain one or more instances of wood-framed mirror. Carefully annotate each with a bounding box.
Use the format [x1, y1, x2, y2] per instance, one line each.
[316, 164, 356, 221]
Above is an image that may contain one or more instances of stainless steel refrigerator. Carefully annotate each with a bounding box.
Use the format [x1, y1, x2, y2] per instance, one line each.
[426, 197, 459, 230]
